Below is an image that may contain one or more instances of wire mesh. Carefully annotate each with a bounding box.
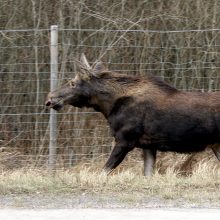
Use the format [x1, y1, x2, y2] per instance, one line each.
[1, 28, 220, 168]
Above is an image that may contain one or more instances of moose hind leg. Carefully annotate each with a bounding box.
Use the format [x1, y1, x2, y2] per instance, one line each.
[143, 149, 156, 176]
[212, 144, 220, 161]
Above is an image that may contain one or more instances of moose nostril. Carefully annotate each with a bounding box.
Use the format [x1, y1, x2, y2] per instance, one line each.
[46, 100, 52, 106]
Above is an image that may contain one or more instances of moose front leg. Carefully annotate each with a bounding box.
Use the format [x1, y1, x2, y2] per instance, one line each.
[212, 144, 220, 161]
[143, 149, 157, 176]
[103, 142, 134, 175]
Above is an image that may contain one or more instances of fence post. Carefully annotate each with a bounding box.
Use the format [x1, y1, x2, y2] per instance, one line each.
[49, 25, 58, 170]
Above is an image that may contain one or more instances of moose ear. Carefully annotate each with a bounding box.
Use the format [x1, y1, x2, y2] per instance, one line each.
[75, 53, 92, 79]
[92, 61, 108, 77]
[80, 53, 91, 70]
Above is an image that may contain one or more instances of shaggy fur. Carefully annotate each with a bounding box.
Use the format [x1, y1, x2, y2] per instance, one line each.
[46, 55, 220, 175]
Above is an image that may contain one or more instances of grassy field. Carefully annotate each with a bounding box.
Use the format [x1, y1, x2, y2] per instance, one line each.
[0, 149, 220, 208]
[0, 158, 220, 208]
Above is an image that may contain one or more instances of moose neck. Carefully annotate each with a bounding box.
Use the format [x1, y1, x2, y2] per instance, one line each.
[89, 92, 120, 118]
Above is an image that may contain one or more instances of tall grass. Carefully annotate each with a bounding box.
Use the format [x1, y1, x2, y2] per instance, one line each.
[0, 162, 219, 207]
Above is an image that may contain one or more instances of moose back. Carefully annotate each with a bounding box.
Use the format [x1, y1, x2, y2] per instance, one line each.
[46, 54, 220, 176]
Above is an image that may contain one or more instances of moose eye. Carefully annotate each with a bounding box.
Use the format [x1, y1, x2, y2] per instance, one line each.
[70, 81, 76, 88]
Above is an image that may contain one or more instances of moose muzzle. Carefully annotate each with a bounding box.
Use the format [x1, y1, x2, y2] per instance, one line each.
[45, 96, 64, 111]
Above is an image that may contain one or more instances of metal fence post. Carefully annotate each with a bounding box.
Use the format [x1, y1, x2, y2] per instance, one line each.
[49, 25, 58, 170]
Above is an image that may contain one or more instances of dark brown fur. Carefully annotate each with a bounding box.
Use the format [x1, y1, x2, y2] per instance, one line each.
[45, 55, 220, 175]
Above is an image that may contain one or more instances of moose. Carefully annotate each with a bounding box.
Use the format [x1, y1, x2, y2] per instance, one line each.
[46, 54, 220, 176]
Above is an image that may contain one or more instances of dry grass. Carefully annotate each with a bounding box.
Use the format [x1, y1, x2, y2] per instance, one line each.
[0, 148, 220, 207]
[0, 160, 219, 207]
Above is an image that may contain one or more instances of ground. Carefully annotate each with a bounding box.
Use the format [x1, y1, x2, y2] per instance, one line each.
[0, 156, 220, 209]
[0, 192, 219, 209]
[0, 164, 220, 219]
[0, 208, 220, 220]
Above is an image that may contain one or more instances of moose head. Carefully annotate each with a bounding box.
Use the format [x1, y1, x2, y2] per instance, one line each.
[45, 54, 118, 116]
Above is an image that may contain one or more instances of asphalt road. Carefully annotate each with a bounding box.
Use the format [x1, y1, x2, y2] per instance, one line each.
[0, 208, 220, 220]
